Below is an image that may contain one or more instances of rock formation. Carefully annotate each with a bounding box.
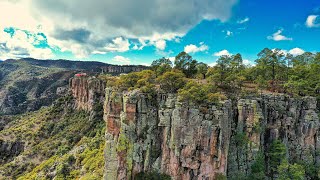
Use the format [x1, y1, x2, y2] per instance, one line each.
[69, 76, 106, 111]
[68, 77, 320, 179]
[102, 92, 319, 179]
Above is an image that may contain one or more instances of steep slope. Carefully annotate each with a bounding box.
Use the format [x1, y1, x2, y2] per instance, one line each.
[0, 58, 147, 115]
[0, 95, 105, 179]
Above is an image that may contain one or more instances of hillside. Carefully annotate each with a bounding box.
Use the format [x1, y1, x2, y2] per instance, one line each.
[0, 59, 147, 115]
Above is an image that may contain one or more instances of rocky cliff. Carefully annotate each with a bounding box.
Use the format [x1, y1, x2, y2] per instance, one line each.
[102, 90, 319, 179]
[69, 76, 106, 111]
[66, 77, 320, 179]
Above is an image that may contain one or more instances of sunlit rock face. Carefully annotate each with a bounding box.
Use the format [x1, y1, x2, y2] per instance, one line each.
[103, 89, 232, 179]
[69, 79, 319, 179]
[101, 90, 319, 180]
[69, 76, 106, 111]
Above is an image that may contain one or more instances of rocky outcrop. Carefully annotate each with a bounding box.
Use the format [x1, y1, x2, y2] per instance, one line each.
[102, 89, 320, 180]
[103, 89, 233, 179]
[0, 140, 24, 164]
[227, 95, 320, 178]
[67, 78, 320, 179]
[69, 76, 106, 111]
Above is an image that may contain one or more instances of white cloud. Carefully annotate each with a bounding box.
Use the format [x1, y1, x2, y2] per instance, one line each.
[0, 28, 53, 60]
[168, 56, 175, 63]
[213, 49, 231, 57]
[208, 62, 217, 67]
[184, 42, 209, 54]
[289, 47, 305, 56]
[271, 48, 305, 57]
[267, 29, 292, 41]
[306, 15, 320, 28]
[103, 37, 130, 53]
[243, 59, 253, 66]
[226, 30, 233, 36]
[139, 62, 150, 66]
[0, 0, 237, 58]
[237, 17, 250, 24]
[155, 39, 166, 50]
[112, 55, 130, 65]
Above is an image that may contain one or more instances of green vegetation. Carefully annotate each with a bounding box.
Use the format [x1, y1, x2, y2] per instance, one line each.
[114, 48, 320, 105]
[0, 96, 105, 179]
[157, 70, 186, 93]
[278, 160, 305, 180]
[249, 153, 266, 179]
[267, 140, 287, 178]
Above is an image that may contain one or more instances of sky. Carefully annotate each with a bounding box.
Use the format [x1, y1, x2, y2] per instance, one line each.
[0, 0, 320, 66]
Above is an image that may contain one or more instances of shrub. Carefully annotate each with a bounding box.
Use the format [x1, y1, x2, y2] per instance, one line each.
[156, 70, 186, 93]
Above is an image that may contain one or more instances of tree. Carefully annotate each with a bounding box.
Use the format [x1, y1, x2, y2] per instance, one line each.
[156, 70, 186, 93]
[267, 140, 286, 178]
[115, 70, 156, 92]
[249, 153, 266, 180]
[278, 160, 305, 180]
[210, 55, 231, 86]
[196, 62, 208, 79]
[151, 57, 172, 77]
[292, 52, 315, 66]
[174, 51, 198, 78]
[177, 80, 216, 104]
[255, 48, 286, 92]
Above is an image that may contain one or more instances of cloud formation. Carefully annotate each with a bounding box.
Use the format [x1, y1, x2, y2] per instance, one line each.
[267, 29, 292, 41]
[184, 42, 209, 54]
[288, 47, 305, 56]
[0, 28, 53, 60]
[155, 40, 167, 51]
[213, 49, 231, 56]
[237, 17, 250, 24]
[1, 0, 234, 57]
[306, 15, 320, 28]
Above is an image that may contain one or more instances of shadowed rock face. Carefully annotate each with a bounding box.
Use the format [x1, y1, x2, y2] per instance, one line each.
[0, 140, 24, 164]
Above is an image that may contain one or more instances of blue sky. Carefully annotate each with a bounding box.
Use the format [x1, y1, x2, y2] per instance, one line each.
[0, 0, 320, 66]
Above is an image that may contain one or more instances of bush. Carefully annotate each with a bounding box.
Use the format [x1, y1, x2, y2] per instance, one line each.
[115, 70, 156, 92]
[156, 70, 186, 93]
[178, 80, 220, 104]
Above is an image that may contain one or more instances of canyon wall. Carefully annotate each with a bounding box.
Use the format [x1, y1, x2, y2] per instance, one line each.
[69, 77, 320, 179]
[69, 76, 106, 111]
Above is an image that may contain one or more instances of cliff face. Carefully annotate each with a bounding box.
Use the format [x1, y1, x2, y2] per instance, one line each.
[69, 76, 106, 111]
[103, 89, 233, 179]
[102, 89, 320, 179]
[228, 96, 319, 178]
[66, 79, 320, 179]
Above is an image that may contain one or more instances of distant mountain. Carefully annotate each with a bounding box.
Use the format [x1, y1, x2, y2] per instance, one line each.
[6, 58, 147, 73]
[0, 58, 147, 115]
